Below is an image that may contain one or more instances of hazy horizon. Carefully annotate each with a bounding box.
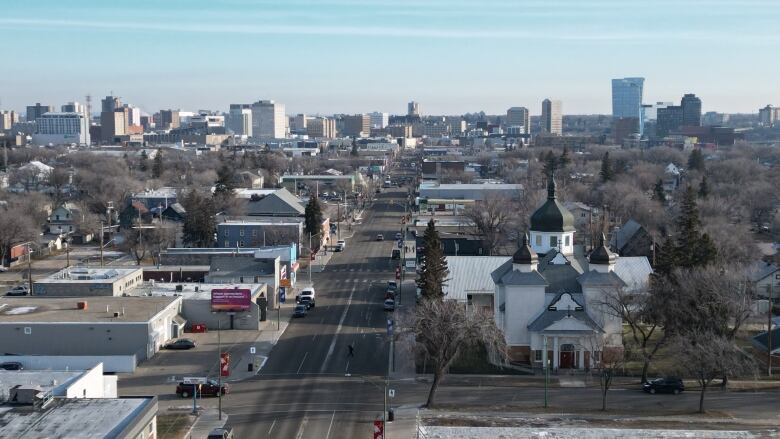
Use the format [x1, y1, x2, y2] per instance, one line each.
[2, 0, 779, 116]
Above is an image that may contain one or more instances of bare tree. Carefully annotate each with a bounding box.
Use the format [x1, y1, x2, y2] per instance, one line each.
[463, 194, 512, 255]
[669, 332, 755, 413]
[0, 207, 39, 267]
[586, 335, 626, 411]
[411, 299, 506, 407]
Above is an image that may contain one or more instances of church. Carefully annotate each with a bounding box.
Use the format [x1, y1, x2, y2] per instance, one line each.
[445, 173, 652, 370]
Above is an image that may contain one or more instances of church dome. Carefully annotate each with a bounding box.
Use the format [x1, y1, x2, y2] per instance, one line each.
[530, 172, 575, 233]
[513, 233, 538, 265]
[589, 233, 617, 265]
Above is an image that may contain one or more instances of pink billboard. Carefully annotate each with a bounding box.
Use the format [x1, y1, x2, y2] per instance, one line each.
[211, 288, 252, 312]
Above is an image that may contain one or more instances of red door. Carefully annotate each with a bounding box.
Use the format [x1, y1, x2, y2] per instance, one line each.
[560, 351, 574, 369]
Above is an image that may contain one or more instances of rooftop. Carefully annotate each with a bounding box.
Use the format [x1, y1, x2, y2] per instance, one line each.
[37, 267, 142, 283]
[419, 182, 523, 191]
[0, 397, 155, 439]
[133, 283, 264, 301]
[0, 296, 179, 323]
[0, 370, 83, 396]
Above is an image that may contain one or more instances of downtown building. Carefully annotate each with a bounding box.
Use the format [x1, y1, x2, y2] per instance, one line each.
[307, 117, 336, 139]
[611, 77, 644, 137]
[32, 112, 90, 146]
[506, 107, 530, 133]
[251, 100, 286, 138]
[541, 99, 563, 135]
[26, 103, 55, 122]
[228, 104, 253, 136]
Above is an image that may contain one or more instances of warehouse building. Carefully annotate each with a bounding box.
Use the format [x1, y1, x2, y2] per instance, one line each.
[33, 267, 144, 297]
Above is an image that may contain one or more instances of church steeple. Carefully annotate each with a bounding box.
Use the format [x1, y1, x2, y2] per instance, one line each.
[589, 232, 617, 272]
[547, 170, 557, 200]
[512, 232, 538, 272]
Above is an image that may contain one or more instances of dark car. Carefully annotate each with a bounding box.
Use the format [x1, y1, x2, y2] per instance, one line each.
[643, 377, 684, 394]
[164, 339, 196, 350]
[299, 296, 315, 309]
[176, 379, 228, 398]
[207, 427, 234, 439]
[293, 304, 308, 318]
[0, 362, 23, 371]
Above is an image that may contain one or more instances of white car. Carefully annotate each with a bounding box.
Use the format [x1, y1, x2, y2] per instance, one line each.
[297, 287, 315, 301]
[337, 239, 346, 251]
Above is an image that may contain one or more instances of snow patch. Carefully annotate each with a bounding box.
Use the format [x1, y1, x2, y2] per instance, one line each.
[5, 306, 37, 315]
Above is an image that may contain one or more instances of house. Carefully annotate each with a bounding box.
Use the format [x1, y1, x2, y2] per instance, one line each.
[751, 326, 780, 368]
[663, 163, 683, 192]
[130, 187, 177, 210]
[242, 188, 305, 217]
[747, 261, 780, 299]
[161, 202, 186, 222]
[11, 160, 53, 192]
[236, 170, 264, 189]
[610, 219, 657, 260]
[47, 203, 93, 244]
[446, 173, 653, 370]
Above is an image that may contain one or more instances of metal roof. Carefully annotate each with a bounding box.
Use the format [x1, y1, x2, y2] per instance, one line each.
[444, 256, 509, 302]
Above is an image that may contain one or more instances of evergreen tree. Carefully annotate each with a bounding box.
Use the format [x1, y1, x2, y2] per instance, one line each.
[139, 150, 149, 172]
[416, 219, 449, 301]
[600, 152, 614, 182]
[698, 175, 709, 199]
[653, 179, 666, 204]
[214, 161, 236, 198]
[350, 141, 359, 157]
[687, 148, 705, 172]
[674, 186, 717, 268]
[542, 151, 558, 177]
[654, 235, 677, 275]
[152, 149, 164, 179]
[182, 190, 216, 247]
[559, 146, 571, 170]
[304, 196, 324, 250]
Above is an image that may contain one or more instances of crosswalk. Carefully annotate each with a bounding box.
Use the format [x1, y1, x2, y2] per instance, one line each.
[327, 268, 392, 273]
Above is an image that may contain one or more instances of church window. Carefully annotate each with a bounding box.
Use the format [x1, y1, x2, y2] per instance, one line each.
[550, 236, 558, 247]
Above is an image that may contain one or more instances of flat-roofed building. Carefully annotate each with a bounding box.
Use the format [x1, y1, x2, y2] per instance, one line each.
[33, 267, 144, 297]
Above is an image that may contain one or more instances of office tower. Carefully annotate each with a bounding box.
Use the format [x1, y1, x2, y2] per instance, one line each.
[506, 107, 530, 132]
[33, 112, 90, 146]
[158, 109, 181, 130]
[541, 99, 563, 135]
[702, 112, 729, 126]
[307, 117, 336, 139]
[407, 101, 420, 117]
[758, 105, 780, 127]
[290, 114, 308, 134]
[611, 77, 645, 119]
[26, 103, 55, 122]
[641, 102, 674, 121]
[125, 105, 142, 127]
[656, 105, 683, 137]
[61, 102, 88, 117]
[140, 115, 152, 130]
[369, 112, 389, 129]
[445, 117, 466, 135]
[0, 110, 19, 130]
[386, 124, 413, 138]
[228, 104, 252, 136]
[681, 93, 702, 126]
[99, 96, 123, 143]
[251, 100, 286, 138]
[342, 114, 370, 137]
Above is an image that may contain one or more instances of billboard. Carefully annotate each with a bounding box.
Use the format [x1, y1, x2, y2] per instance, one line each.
[211, 288, 252, 312]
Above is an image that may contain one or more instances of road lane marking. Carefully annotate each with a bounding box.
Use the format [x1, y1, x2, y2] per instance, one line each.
[319, 284, 356, 374]
[325, 411, 336, 439]
[296, 352, 309, 374]
[345, 360, 350, 373]
[268, 419, 276, 435]
[294, 415, 309, 439]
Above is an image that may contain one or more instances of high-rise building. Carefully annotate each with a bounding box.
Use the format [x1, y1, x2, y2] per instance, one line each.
[157, 109, 180, 130]
[386, 124, 412, 138]
[407, 101, 420, 117]
[541, 99, 563, 135]
[228, 104, 252, 136]
[641, 102, 674, 121]
[307, 117, 336, 139]
[0, 110, 19, 130]
[33, 112, 90, 146]
[611, 77, 644, 119]
[251, 100, 286, 138]
[656, 105, 683, 137]
[445, 117, 466, 135]
[61, 102, 88, 117]
[342, 114, 370, 137]
[506, 107, 530, 132]
[26, 103, 55, 122]
[702, 112, 729, 126]
[369, 112, 389, 129]
[125, 105, 142, 127]
[758, 105, 780, 127]
[680, 93, 702, 127]
[99, 96, 122, 143]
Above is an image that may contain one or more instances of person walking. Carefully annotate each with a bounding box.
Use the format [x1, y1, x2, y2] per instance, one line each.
[347, 343, 355, 358]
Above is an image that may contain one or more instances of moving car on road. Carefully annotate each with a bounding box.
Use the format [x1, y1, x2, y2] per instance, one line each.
[5, 285, 29, 296]
[395, 232, 402, 240]
[293, 304, 308, 318]
[0, 362, 23, 371]
[384, 298, 395, 311]
[336, 239, 346, 251]
[207, 427, 234, 439]
[298, 296, 315, 309]
[176, 379, 228, 398]
[376, 234, 385, 241]
[164, 339, 196, 350]
[297, 287, 315, 302]
[642, 377, 684, 394]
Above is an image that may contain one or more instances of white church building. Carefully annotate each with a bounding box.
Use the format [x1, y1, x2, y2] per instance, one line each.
[444, 173, 652, 370]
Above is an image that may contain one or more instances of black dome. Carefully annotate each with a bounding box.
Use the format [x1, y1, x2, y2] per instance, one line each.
[513, 233, 538, 265]
[589, 233, 616, 265]
[530, 172, 575, 233]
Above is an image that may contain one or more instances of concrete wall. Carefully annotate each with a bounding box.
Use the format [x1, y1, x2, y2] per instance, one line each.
[0, 355, 136, 373]
[34, 269, 144, 297]
[62, 363, 117, 398]
[182, 300, 261, 331]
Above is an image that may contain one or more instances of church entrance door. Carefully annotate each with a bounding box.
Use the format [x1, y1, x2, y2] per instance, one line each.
[560, 344, 575, 369]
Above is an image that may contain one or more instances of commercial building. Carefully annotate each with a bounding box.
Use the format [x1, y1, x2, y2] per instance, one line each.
[506, 107, 530, 133]
[228, 104, 252, 136]
[0, 363, 117, 399]
[369, 111, 389, 129]
[25, 103, 55, 122]
[131, 186, 178, 209]
[32, 112, 90, 146]
[307, 117, 336, 138]
[0, 110, 20, 130]
[0, 296, 183, 361]
[217, 218, 305, 250]
[60, 101, 88, 117]
[681, 93, 702, 126]
[342, 114, 370, 137]
[100, 96, 124, 143]
[612, 117, 640, 144]
[33, 267, 144, 297]
[157, 109, 180, 130]
[702, 111, 729, 126]
[611, 77, 644, 119]
[386, 124, 413, 138]
[279, 173, 359, 192]
[252, 99, 286, 138]
[418, 182, 523, 205]
[408, 101, 420, 117]
[758, 105, 780, 127]
[541, 99, 563, 135]
[656, 105, 684, 137]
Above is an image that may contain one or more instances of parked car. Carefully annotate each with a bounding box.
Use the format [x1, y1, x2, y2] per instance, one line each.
[395, 232, 402, 240]
[0, 362, 23, 371]
[383, 298, 395, 312]
[164, 339, 196, 350]
[337, 239, 346, 251]
[299, 296, 315, 309]
[376, 234, 384, 241]
[293, 304, 308, 318]
[207, 427, 234, 439]
[176, 379, 228, 398]
[5, 285, 29, 296]
[642, 377, 684, 394]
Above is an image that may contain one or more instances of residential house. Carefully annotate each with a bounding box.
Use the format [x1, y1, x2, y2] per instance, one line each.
[242, 188, 305, 217]
[748, 261, 780, 300]
[236, 171, 264, 189]
[47, 203, 94, 244]
[609, 219, 657, 261]
[161, 203, 186, 222]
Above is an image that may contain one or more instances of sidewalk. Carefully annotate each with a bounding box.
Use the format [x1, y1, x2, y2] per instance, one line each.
[183, 408, 228, 439]
[227, 302, 295, 381]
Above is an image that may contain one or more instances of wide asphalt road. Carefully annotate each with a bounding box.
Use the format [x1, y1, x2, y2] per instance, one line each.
[225, 187, 409, 438]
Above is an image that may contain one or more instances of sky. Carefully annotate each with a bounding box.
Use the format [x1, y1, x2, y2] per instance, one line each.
[1, 0, 779, 116]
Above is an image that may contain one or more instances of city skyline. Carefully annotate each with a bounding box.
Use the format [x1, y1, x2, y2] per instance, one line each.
[2, 0, 780, 114]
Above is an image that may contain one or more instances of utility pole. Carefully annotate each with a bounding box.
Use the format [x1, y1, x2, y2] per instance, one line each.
[99, 221, 104, 266]
[309, 232, 313, 283]
[544, 335, 549, 408]
[769, 284, 774, 377]
[27, 243, 33, 295]
[218, 319, 223, 420]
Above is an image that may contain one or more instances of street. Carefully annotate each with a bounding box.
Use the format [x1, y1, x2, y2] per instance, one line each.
[224, 187, 409, 438]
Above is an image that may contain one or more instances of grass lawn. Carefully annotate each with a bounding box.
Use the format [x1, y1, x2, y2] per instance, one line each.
[157, 413, 196, 439]
[416, 343, 531, 375]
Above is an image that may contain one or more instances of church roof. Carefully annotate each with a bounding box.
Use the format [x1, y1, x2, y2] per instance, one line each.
[577, 270, 626, 287]
[589, 233, 617, 265]
[499, 269, 547, 286]
[530, 172, 575, 233]
[528, 293, 603, 332]
[512, 233, 538, 265]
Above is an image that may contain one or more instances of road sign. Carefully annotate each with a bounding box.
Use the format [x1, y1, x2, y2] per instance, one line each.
[389, 389, 395, 398]
[250, 346, 256, 354]
[397, 240, 403, 249]
[220, 352, 230, 377]
[182, 376, 207, 384]
[373, 420, 384, 439]
[279, 287, 286, 303]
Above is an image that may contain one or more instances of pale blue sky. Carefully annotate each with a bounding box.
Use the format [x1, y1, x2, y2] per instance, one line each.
[1, 0, 778, 115]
